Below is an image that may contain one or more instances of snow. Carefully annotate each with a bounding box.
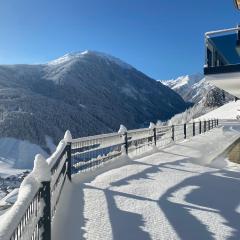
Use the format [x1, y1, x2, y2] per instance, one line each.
[45, 136, 56, 153]
[33, 154, 51, 182]
[52, 120, 240, 240]
[0, 137, 49, 169]
[118, 125, 127, 134]
[0, 159, 27, 178]
[0, 153, 51, 240]
[161, 73, 203, 88]
[1, 102, 240, 239]
[46, 139, 67, 169]
[48, 50, 133, 70]
[0, 173, 40, 240]
[197, 100, 240, 120]
[64, 130, 72, 143]
[121, 86, 138, 99]
[0, 188, 19, 206]
[149, 122, 156, 129]
[0, 188, 19, 216]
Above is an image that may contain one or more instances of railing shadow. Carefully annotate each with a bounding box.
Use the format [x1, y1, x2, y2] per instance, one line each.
[159, 170, 240, 240]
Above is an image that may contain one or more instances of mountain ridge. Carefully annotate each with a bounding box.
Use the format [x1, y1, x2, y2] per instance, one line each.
[162, 73, 234, 124]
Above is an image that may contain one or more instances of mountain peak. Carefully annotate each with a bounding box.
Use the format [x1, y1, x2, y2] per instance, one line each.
[48, 50, 133, 69]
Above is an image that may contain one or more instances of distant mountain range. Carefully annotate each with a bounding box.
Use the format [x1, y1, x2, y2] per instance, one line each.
[161, 74, 210, 103]
[160, 74, 234, 123]
[0, 50, 188, 168]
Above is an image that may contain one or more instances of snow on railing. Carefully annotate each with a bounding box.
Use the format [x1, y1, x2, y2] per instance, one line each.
[0, 131, 72, 240]
[71, 119, 219, 174]
[0, 154, 50, 240]
[0, 119, 219, 240]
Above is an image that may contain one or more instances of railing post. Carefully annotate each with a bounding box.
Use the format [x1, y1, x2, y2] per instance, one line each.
[199, 121, 202, 134]
[124, 132, 128, 155]
[193, 122, 195, 137]
[153, 127, 157, 146]
[204, 120, 206, 132]
[41, 181, 51, 240]
[217, 119, 219, 126]
[118, 125, 128, 155]
[66, 143, 72, 181]
[208, 120, 210, 131]
[184, 123, 187, 139]
[34, 154, 51, 240]
[149, 122, 157, 146]
[64, 130, 72, 181]
[172, 125, 175, 141]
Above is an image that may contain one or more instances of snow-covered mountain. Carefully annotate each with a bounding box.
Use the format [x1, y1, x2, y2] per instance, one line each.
[161, 73, 234, 106]
[161, 73, 235, 124]
[161, 73, 213, 104]
[0, 50, 188, 168]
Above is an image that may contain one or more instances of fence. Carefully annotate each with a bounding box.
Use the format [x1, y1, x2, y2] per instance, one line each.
[0, 119, 219, 240]
[0, 133, 72, 240]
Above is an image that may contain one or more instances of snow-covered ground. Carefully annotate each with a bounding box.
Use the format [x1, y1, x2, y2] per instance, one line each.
[0, 159, 26, 179]
[53, 120, 240, 240]
[0, 160, 28, 202]
[0, 136, 54, 170]
[198, 100, 240, 120]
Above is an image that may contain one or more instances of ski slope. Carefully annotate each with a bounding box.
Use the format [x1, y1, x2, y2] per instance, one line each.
[53, 120, 240, 240]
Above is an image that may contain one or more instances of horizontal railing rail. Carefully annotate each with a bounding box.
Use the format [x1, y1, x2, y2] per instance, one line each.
[71, 119, 219, 174]
[0, 118, 219, 240]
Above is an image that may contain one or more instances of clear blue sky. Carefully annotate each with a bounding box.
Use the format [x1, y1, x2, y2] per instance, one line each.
[0, 0, 239, 79]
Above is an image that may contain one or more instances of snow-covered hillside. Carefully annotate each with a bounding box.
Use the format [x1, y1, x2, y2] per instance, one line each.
[0, 51, 188, 168]
[197, 100, 240, 120]
[161, 73, 233, 105]
[161, 73, 207, 103]
[162, 74, 234, 124]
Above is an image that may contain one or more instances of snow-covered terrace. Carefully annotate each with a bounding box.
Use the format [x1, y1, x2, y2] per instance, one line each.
[53, 120, 240, 240]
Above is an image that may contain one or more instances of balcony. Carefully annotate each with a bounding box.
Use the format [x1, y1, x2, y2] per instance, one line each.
[204, 27, 240, 97]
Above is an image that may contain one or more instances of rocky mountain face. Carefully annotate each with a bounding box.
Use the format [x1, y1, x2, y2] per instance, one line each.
[161, 73, 234, 107]
[162, 74, 206, 103]
[161, 73, 235, 124]
[0, 51, 188, 168]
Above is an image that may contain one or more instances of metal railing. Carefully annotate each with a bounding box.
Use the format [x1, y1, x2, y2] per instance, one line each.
[0, 119, 219, 240]
[71, 119, 219, 175]
[0, 133, 71, 240]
